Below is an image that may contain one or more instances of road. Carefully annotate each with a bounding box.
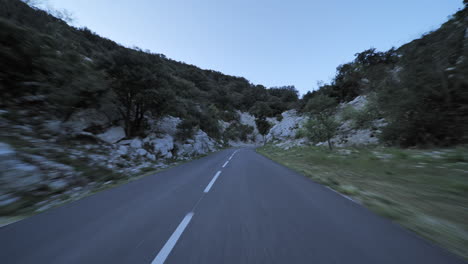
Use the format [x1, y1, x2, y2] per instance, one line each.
[0, 148, 465, 264]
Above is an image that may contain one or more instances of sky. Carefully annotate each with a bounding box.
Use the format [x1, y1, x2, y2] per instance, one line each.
[46, 0, 464, 95]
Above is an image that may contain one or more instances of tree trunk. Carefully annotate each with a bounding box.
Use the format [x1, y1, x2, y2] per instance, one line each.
[327, 138, 333, 151]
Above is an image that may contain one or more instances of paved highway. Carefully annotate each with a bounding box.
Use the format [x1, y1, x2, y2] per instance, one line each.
[0, 148, 464, 263]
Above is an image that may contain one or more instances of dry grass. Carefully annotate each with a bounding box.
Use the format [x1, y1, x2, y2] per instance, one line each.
[257, 145, 468, 260]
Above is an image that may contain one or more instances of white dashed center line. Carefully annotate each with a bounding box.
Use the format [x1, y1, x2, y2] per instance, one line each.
[151, 212, 194, 264]
[204, 171, 222, 193]
[150, 149, 242, 264]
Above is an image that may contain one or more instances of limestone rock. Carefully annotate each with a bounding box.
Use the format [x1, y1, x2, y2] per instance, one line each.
[117, 145, 128, 155]
[152, 135, 174, 159]
[176, 130, 217, 157]
[47, 179, 68, 191]
[146, 153, 156, 161]
[130, 138, 143, 149]
[97, 126, 126, 144]
[135, 148, 148, 156]
[267, 110, 306, 141]
[154, 116, 181, 136]
[0, 143, 44, 193]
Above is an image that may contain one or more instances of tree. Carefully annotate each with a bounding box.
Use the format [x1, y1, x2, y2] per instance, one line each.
[250, 101, 272, 118]
[108, 49, 170, 137]
[304, 94, 339, 150]
[255, 117, 272, 145]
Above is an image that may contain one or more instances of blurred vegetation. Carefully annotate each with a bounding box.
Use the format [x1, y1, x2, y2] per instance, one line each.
[223, 123, 254, 142]
[255, 117, 272, 144]
[300, 4, 468, 147]
[258, 144, 468, 260]
[302, 94, 339, 149]
[0, 0, 299, 139]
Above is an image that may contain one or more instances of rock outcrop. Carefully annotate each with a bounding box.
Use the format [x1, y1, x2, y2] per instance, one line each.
[267, 110, 306, 142]
[177, 130, 217, 157]
[97, 126, 126, 144]
[0, 143, 43, 193]
[330, 95, 385, 147]
[151, 135, 174, 159]
[237, 111, 262, 143]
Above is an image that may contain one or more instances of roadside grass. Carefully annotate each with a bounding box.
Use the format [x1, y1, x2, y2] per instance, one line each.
[257, 144, 468, 260]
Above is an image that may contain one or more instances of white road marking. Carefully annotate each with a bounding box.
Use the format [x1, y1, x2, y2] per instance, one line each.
[222, 160, 229, 168]
[326, 187, 359, 204]
[229, 150, 238, 160]
[151, 212, 194, 264]
[204, 171, 222, 193]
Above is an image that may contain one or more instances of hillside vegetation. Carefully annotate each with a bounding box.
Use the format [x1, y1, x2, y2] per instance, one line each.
[1, 0, 467, 147]
[0, 0, 299, 140]
[299, 5, 467, 147]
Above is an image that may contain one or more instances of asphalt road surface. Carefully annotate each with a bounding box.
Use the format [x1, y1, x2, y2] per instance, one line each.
[0, 148, 465, 263]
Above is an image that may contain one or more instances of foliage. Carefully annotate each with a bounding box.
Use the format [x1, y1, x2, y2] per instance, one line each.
[0, 0, 298, 141]
[223, 123, 254, 142]
[375, 16, 468, 146]
[340, 96, 381, 129]
[304, 94, 339, 149]
[255, 117, 272, 144]
[302, 118, 339, 148]
[175, 117, 199, 141]
[2, 0, 468, 146]
[300, 5, 468, 147]
[107, 49, 173, 137]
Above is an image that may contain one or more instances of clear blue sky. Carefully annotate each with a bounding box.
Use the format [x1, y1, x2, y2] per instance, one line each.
[47, 0, 463, 95]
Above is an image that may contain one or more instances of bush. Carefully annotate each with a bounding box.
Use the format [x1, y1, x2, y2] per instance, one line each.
[340, 105, 358, 121]
[224, 122, 254, 142]
[176, 118, 199, 141]
[220, 110, 239, 122]
[340, 95, 381, 129]
[303, 118, 339, 147]
[295, 127, 308, 139]
[276, 114, 283, 121]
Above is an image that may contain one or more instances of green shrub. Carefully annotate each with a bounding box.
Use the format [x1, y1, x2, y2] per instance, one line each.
[340, 105, 358, 121]
[176, 118, 199, 141]
[224, 122, 254, 142]
[276, 114, 283, 121]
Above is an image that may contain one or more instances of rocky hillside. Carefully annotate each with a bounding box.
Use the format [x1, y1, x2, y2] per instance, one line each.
[272, 4, 467, 148]
[0, 0, 300, 221]
[0, 87, 272, 222]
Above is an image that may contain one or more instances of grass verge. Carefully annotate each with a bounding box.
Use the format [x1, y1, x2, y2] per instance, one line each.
[257, 144, 468, 260]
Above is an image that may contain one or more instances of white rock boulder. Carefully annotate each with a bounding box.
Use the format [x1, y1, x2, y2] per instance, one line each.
[152, 135, 174, 159]
[237, 111, 262, 143]
[97, 126, 126, 144]
[117, 145, 128, 155]
[154, 116, 181, 136]
[136, 148, 148, 156]
[267, 110, 306, 141]
[130, 138, 143, 149]
[0, 143, 44, 193]
[146, 153, 156, 161]
[176, 130, 217, 157]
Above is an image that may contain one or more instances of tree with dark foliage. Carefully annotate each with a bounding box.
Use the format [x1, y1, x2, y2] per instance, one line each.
[255, 117, 272, 144]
